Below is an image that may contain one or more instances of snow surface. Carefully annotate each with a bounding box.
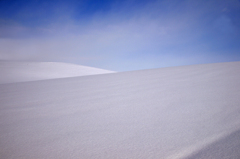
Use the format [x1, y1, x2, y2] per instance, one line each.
[0, 61, 240, 159]
[0, 61, 114, 84]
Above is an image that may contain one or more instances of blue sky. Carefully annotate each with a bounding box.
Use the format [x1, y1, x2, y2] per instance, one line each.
[0, 0, 240, 71]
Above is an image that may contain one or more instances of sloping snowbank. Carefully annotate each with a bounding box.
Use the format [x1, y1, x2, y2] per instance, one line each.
[0, 61, 114, 84]
[0, 61, 240, 159]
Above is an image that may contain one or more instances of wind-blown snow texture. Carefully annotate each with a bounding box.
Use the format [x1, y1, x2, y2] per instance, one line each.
[0, 61, 240, 159]
[0, 61, 114, 84]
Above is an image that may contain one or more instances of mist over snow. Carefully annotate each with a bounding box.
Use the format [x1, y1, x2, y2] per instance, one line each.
[0, 0, 240, 71]
[0, 61, 114, 84]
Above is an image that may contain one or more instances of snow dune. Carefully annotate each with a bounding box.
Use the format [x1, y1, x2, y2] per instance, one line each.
[0, 61, 240, 159]
[0, 61, 114, 84]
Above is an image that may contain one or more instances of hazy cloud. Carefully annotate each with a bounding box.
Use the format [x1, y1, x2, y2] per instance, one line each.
[0, 0, 240, 71]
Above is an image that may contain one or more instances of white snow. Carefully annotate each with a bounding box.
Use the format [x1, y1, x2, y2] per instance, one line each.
[0, 61, 114, 84]
[0, 61, 240, 159]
